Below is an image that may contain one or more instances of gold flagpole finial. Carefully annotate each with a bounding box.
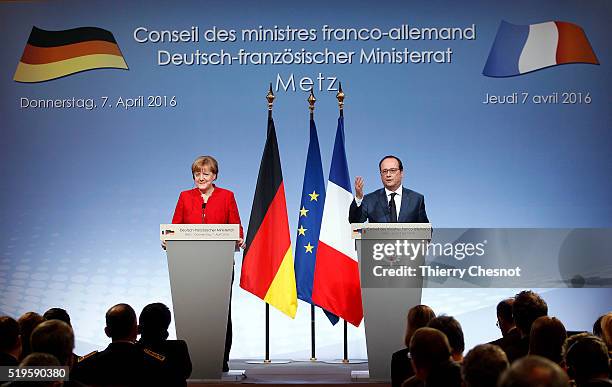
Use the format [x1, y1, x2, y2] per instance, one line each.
[308, 88, 316, 114]
[267, 83, 275, 111]
[336, 82, 344, 111]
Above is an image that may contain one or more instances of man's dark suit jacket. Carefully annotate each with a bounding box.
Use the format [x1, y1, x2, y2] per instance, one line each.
[0, 352, 18, 366]
[349, 187, 429, 223]
[391, 347, 415, 387]
[138, 339, 192, 386]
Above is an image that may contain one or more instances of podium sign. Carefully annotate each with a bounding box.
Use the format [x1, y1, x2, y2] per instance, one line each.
[352, 223, 432, 382]
[161, 224, 239, 381]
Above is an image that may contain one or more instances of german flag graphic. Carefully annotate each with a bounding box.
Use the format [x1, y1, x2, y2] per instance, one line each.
[240, 111, 297, 318]
[14, 26, 128, 83]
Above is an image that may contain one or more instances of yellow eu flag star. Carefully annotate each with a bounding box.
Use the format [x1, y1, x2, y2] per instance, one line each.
[304, 242, 314, 253]
[308, 191, 319, 201]
[299, 206, 309, 217]
[297, 225, 307, 236]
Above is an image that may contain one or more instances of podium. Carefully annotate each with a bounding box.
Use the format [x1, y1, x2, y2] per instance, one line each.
[160, 224, 239, 381]
[352, 223, 432, 382]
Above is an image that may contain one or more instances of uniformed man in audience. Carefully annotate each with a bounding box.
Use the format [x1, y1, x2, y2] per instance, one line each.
[72, 303, 170, 386]
[138, 302, 192, 386]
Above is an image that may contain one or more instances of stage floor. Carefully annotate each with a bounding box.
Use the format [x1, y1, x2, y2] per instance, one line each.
[188, 359, 383, 386]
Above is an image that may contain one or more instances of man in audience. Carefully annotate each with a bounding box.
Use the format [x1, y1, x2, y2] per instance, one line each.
[490, 298, 520, 350]
[138, 302, 192, 386]
[30, 320, 75, 368]
[30, 319, 86, 387]
[461, 344, 509, 387]
[391, 305, 436, 387]
[529, 316, 567, 365]
[505, 290, 548, 362]
[564, 333, 612, 386]
[72, 303, 170, 386]
[3, 352, 63, 387]
[43, 307, 79, 364]
[499, 355, 569, 387]
[17, 311, 44, 360]
[428, 315, 465, 362]
[402, 327, 461, 387]
[43, 308, 72, 326]
[0, 316, 21, 365]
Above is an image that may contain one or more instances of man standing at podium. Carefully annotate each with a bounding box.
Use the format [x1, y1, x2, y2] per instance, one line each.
[349, 155, 429, 223]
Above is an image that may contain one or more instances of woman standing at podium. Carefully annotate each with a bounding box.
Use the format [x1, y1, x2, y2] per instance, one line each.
[171, 155, 244, 372]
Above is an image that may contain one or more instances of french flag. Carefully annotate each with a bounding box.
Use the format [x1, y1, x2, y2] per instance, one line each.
[483, 20, 599, 77]
[312, 114, 363, 327]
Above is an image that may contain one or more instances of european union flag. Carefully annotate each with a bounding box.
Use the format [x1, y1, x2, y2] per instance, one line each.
[294, 117, 339, 325]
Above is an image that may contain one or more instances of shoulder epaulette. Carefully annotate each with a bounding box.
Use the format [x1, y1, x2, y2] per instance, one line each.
[143, 348, 166, 362]
[77, 351, 98, 362]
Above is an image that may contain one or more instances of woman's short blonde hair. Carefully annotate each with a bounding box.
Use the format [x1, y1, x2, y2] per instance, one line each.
[191, 155, 218, 177]
[601, 312, 612, 350]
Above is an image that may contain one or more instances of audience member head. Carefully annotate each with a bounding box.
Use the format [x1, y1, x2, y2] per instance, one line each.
[592, 315, 603, 338]
[563, 333, 610, 383]
[30, 320, 75, 367]
[43, 308, 71, 327]
[404, 304, 436, 347]
[139, 302, 172, 342]
[601, 312, 612, 351]
[529, 316, 567, 364]
[497, 298, 515, 336]
[19, 352, 62, 387]
[409, 327, 451, 381]
[0, 316, 22, 360]
[498, 355, 569, 387]
[105, 303, 138, 342]
[461, 344, 509, 387]
[427, 315, 465, 361]
[17, 311, 44, 359]
[513, 290, 548, 338]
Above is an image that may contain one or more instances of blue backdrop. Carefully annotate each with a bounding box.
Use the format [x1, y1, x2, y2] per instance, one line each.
[1, 0, 611, 358]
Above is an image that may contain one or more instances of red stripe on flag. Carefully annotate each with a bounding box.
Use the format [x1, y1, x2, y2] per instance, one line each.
[312, 241, 363, 326]
[555, 21, 599, 65]
[240, 182, 291, 299]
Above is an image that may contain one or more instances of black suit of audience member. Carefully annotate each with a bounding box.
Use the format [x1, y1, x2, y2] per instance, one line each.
[72, 303, 169, 387]
[0, 351, 19, 366]
[391, 305, 436, 387]
[137, 303, 192, 386]
[0, 316, 21, 366]
[504, 290, 548, 363]
[391, 349, 413, 387]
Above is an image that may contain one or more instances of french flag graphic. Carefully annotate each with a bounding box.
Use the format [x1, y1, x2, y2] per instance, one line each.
[311, 115, 363, 327]
[483, 20, 599, 77]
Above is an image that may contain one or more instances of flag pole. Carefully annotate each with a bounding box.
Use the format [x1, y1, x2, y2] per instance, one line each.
[264, 84, 275, 364]
[337, 83, 351, 364]
[308, 88, 317, 362]
[245, 84, 293, 365]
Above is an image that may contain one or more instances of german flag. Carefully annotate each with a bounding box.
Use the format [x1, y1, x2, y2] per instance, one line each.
[240, 111, 297, 318]
[14, 26, 128, 83]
